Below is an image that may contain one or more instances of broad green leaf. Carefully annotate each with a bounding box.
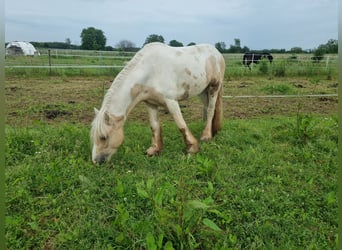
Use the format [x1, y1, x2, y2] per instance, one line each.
[146, 232, 156, 250]
[202, 218, 222, 232]
[136, 186, 149, 198]
[146, 178, 154, 192]
[115, 179, 124, 195]
[154, 188, 164, 206]
[78, 175, 91, 185]
[164, 241, 175, 250]
[187, 200, 209, 210]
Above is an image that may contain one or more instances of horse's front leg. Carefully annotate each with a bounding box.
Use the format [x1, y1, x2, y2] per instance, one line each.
[165, 99, 199, 154]
[146, 104, 163, 156]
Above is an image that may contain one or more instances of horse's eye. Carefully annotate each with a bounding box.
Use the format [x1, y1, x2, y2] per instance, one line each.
[100, 135, 107, 141]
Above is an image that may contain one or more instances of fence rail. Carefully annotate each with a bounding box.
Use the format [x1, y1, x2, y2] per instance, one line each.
[5, 51, 338, 78]
[5, 65, 124, 69]
[223, 94, 338, 99]
[5, 51, 338, 100]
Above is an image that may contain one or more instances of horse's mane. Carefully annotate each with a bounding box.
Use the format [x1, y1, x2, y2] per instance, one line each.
[101, 46, 147, 111]
[92, 43, 163, 139]
[91, 110, 106, 141]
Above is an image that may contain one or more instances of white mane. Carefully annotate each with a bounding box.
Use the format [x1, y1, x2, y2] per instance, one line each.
[100, 45, 149, 112]
[92, 45, 152, 139]
[90, 110, 106, 142]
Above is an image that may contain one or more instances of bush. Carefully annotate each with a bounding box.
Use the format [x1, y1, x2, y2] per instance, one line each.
[273, 61, 286, 77]
[258, 58, 269, 75]
[312, 47, 325, 63]
[261, 84, 294, 95]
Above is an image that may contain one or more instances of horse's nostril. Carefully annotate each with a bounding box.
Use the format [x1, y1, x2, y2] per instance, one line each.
[94, 155, 107, 164]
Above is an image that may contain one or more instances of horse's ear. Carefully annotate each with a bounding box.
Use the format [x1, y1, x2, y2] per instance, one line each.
[94, 108, 99, 115]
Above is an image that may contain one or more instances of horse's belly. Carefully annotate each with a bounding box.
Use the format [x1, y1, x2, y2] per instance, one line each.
[168, 78, 207, 101]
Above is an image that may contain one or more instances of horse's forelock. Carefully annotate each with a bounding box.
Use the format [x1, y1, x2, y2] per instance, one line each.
[91, 110, 108, 141]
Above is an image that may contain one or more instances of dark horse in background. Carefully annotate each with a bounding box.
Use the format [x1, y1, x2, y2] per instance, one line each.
[243, 52, 273, 69]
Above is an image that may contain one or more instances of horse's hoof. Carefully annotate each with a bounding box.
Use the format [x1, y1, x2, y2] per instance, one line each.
[186, 144, 200, 154]
[200, 135, 212, 141]
[146, 146, 161, 156]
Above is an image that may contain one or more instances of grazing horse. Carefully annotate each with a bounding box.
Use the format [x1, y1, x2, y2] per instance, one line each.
[243, 52, 273, 69]
[90, 42, 225, 164]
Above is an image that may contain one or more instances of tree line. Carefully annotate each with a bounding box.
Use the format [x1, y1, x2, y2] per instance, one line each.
[29, 27, 337, 55]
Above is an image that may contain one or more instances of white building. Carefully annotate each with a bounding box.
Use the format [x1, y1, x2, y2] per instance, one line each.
[6, 41, 40, 56]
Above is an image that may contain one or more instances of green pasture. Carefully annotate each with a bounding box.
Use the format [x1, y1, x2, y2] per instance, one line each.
[5, 115, 338, 249]
[5, 48, 338, 249]
[5, 51, 338, 79]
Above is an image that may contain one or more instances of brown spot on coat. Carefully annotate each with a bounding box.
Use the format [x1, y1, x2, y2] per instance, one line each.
[176, 51, 182, 56]
[178, 83, 190, 100]
[130, 84, 166, 108]
[205, 55, 218, 83]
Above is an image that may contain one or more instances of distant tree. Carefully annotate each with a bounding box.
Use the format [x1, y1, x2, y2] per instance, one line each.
[65, 38, 71, 44]
[234, 38, 241, 48]
[312, 39, 338, 61]
[290, 47, 304, 54]
[325, 39, 338, 53]
[30, 41, 80, 50]
[187, 42, 196, 46]
[227, 45, 239, 53]
[105, 46, 114, 51]
[65, 38, 71, 48]
[215, 42, 226, 53]
[169, 40, 183, 47]
[312, 45, 326, 62]
[241, 46, 250, 53]
[227, 38, 243, 53]
[116, 40, 136, 51]
[143, 34, 165, 45]
[80, 27, 106, 50]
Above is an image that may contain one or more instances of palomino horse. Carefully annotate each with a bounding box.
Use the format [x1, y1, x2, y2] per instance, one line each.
[91, 42, 225, 164]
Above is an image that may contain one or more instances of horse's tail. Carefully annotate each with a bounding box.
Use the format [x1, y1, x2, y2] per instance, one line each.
[212, 82, 223, 137]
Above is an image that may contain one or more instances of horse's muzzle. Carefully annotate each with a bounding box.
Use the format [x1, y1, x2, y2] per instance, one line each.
[93, 154, 108, 164]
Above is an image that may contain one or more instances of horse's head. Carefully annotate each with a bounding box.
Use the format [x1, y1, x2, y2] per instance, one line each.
[262, 53, 273, 63]
[90, 108, 124, 164]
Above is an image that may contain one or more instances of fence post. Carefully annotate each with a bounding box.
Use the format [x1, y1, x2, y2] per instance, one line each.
[48, 49, 52, 75]
[325, 55, 330, 70]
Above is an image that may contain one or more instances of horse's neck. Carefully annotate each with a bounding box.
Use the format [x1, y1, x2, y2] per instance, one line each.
[104, 69, 145, 119]
[103, 53, 147, 119]
[104, 79, 133, 118]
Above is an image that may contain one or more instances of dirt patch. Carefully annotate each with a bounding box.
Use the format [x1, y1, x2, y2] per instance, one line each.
[42, 104, 71, 119]
[5, 76, 338, 126]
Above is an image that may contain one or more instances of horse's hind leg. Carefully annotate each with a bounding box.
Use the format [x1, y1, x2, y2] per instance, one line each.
[200, 82, 220, 141]
[146, 104, 163, 156]
[165, 99, 199, 154]
[199, 90, 208, 121]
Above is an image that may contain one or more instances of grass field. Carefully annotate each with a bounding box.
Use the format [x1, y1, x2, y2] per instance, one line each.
[5, 52, 338, 249]
[5, 117, 338, 249]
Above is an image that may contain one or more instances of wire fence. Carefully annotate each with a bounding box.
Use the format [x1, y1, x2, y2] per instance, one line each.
[5, 49, 338, 70]
[4, 50, 338, 100]
[223, 94, 338, 99]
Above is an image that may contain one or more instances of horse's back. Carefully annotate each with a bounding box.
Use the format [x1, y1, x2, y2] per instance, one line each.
[125, 43, 224, 100]
[140, 42, 222, 63]
[138, 43, 224, 79]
